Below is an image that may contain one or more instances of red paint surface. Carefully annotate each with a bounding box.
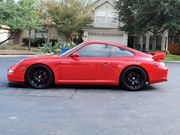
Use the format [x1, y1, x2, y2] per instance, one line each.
[7, 41, 168, 85]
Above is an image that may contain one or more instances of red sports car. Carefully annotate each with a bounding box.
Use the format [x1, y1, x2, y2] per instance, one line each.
[7, 41, 168, 90]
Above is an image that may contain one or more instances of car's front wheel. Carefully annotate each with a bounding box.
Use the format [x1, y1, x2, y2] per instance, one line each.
[120, 66, 148, 91]
[26, 64, 54, 89]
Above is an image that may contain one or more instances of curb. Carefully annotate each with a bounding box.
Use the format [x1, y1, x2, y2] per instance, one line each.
[0, 55, 37, 57]
[165, 61, 180, 64]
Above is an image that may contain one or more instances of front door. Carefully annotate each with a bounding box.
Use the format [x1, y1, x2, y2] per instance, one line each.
[59, 44, 114, 84]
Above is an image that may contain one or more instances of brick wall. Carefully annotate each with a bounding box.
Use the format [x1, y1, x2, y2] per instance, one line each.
[168, 43, 180, 55]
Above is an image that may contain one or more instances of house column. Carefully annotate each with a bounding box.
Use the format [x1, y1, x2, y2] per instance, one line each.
[145, 33, 150, 52]
[139, 36, 143, 51]
[161, 30, 168, 51]
[83, 31, 89, 42]
[123, 33, 128, 46]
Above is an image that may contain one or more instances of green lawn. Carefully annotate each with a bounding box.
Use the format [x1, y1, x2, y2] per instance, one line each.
[165, 54, 180, 61]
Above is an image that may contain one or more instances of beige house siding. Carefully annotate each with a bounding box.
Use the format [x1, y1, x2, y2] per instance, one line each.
[94, 1, 118, 28]
[22, 27, 65, 41]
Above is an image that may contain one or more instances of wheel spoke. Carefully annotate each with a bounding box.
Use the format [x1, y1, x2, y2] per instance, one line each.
[29, 67, 50, 88]
[125, 70, 145, 90]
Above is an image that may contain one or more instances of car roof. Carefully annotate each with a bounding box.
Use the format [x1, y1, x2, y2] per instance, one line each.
[83, 40, 124, 47]
[82, 40, 150, 58]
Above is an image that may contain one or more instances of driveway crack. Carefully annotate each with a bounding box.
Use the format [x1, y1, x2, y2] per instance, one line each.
[69, 89, 78, 99]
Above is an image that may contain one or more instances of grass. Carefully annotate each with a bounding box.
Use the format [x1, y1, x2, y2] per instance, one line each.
[0, 44, 40, 52]
[165, 54, 180, 61]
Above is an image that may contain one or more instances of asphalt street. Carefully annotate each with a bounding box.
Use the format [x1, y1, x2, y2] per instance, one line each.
[0, 56, 180, 135]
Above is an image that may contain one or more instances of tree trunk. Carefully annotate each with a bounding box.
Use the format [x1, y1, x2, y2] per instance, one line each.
[46, 26, 50, 45]
[13, 30, 22, 45]
[152, 35, 157, 51]
[28, 29, 32, 50]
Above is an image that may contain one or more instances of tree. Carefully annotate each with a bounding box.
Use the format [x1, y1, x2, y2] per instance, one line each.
[0, 0, 41, 48]
[18, 0, 41, 50]
[116, 0, 180, 51]
[0, 0, 20, 45]
[39, 0, 54, 45]
[47, 0, 92, 42]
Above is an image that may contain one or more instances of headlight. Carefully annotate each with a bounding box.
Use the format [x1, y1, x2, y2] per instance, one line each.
[8, 69, 14, 73]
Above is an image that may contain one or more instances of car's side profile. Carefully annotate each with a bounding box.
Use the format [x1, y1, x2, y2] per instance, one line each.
[7, 41, 168, 90]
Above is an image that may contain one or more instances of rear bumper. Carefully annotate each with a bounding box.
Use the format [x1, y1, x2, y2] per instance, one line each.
[149, 66, 168, 84]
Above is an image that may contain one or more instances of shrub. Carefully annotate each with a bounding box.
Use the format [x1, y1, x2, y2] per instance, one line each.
[22, 38, 46, 47]
[22, 38, 58, 47]
[39, 41, 76, 54]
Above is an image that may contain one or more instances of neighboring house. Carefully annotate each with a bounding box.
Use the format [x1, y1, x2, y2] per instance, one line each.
[0, 26, 64, 45]
[83, 0, 168, 51]
[22, 27, 66, 41]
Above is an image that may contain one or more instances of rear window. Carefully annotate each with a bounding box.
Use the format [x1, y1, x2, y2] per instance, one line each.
[109, 46, 135, 57]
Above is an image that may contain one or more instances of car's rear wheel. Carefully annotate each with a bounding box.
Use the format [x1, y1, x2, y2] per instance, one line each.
[26, 64, 54, 89]
[120, 66, 148, 91]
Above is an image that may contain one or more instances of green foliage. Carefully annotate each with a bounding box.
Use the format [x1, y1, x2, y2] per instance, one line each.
[0, 0, 41, 30]
[0, 0, 41, 45]
[39, 41, 76, 54]
[18, 0, 41, 30]
[116, 0, 180, 35]
[116, 0, 180, 50]
[46, 0, 92, 41]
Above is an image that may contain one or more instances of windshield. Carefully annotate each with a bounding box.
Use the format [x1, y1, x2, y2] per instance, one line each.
[60, 43, 82, 57]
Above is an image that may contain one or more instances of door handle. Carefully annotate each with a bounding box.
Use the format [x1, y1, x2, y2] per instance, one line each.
[61, 62, 70, 64]
[103, 62, 110, 65]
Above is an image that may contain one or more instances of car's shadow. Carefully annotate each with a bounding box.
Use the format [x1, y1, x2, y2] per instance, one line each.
[7, 82, 158, 92]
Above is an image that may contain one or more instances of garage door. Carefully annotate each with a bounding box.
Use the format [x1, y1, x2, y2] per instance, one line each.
[88, 35, 126, 45]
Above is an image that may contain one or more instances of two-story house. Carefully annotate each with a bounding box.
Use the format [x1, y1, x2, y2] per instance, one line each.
[83, 0, 128, 46]
[83, 0, 168, 52]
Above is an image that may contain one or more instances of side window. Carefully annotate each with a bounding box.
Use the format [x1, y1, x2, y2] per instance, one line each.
[77, 44, 111, 57]
[110, 46, 135, 57]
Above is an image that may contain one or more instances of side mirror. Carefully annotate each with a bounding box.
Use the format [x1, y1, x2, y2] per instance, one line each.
[71, 52, 79, 58]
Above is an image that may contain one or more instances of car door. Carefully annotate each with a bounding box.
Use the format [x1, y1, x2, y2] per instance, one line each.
[59, 44, 115, 84]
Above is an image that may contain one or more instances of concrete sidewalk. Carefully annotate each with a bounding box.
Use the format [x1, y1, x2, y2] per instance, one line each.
[0, 49, 41, 55]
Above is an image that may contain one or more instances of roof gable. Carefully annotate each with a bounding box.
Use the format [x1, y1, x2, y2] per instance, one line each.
[93, 0, 115, 9]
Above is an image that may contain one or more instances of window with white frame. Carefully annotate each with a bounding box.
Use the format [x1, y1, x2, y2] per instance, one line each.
[95, 11, 106, 23]
[95, 10, 117, 24]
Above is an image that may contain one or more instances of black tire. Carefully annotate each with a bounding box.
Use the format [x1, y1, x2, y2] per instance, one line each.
[26, 64, 54, 89]
[120, 66, 148, 91]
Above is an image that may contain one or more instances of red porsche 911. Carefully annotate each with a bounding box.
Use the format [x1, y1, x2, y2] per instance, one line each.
[7, 41, 168, 90]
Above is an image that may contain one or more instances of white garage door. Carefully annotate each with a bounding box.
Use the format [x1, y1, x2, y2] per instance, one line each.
[87, 35, 126, 45]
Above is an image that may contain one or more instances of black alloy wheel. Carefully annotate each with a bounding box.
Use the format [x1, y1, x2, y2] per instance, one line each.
[26, 64, 54, 89]
[121, 66, 148, 91]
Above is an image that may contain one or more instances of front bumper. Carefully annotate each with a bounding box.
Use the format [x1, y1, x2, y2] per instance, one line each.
[7, 64, 26, 83]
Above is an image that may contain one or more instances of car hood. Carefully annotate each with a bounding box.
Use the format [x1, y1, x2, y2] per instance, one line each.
[34, 54, 57, 58]
[20, 54, 62, 64]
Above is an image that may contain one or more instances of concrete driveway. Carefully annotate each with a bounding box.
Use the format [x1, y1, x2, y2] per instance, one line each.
[0, 56, 180, 135]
